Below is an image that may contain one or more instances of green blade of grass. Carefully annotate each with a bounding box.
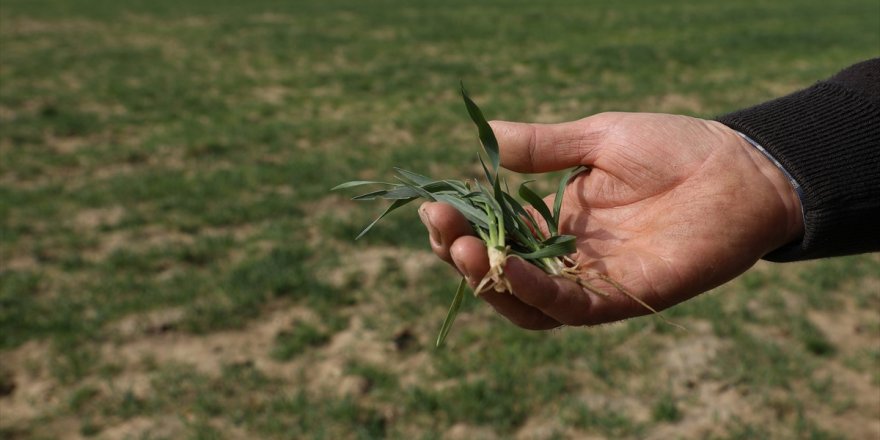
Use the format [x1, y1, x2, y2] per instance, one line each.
[553, 166, 586, 223]
[433, 193, 490, 230]
[332, 181, 393, 191]
[442, 179, 471, 195]
[422, 181, 468, 194]
[356, 197, 417, 240]
[478, 154, 495, 185]
[492, 175, 510, 243]
[435, 277, 468, 348]
[475, 180, 505, 226]
[502, 192, 542, 238]
[394, 167, 434, 186]
[500, 193, 546, 249]
[542, 235, 576, 246]
[353, 186, 452, 200]
[393, 176, 437, 201]
[461, 82, 500, 174]
[513, 235, 577, 259]
[352, 187, 407, 200]
[474, 182, 501, 245]
[518, 181, 557, 235]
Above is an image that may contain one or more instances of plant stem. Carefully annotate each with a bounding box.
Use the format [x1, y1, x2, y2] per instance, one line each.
[540, 257, 566, 276]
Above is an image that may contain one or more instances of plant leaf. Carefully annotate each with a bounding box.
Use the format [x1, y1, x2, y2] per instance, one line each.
[502, 192, 540, 233]
[461, 82, 500, 174]
[436, 277, 468, 348]
[355, 197, 416, 240]
[442, 179, 471, 195]
[501, 192, 544, 248]
[518, 181, 557, 236]
[394, 167, 433, 186]
[331, 181, 392, 191]
[351, 189, 392, 200]
[494, 177, 519, 246]
[553, 166, 587, 223]
[422, 181, 465, 194]
[394, 178, 437, 202]
[351, 187, 406, 200]
[541, 234, 577, 246]
[513, 235, 577, 259]
[433, 193, 489, 230]
[478, 154, 494, 185]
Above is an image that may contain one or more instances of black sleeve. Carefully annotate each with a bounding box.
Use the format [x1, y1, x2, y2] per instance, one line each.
[716, 58, 880, 262]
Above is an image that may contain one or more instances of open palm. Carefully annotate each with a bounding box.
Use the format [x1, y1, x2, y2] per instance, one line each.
[419, 112, 803, 329]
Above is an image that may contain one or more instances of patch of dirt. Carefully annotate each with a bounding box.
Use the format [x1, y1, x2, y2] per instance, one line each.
[514, 417, 568, 440]
[805, 366, 880, 439]
[253, 85, 288, 105]
[367, 27, 398, 41]
[362, 120, 416, 147]
[74, 206, 126, 230]
[306, 315, 391, 397]
[328, 247, 437, 290]
[804, 295, 880, 439]
[0, 340, 59, 429]
[3, 255, 38, 271]
[96, 415, 185, 440]
[1, 18, 104, 36]
[659, 321, 724, 393]
[646, 93, 705, 115]
[445, 423, 499, 440]
[82, 223, 233, 263]
[99, 303, 404, 404]
[645, 381, 754, 440]
[808, 295, 878, 357]
[109, 304, 317, 378]
[106, 307, 186, 340]
[758, 80, 802, 97]
[119, 13, 215, 29]
[80, 100, 128, 119]
[577, 392, 653, 426]
[81, 229, 128, 262]
[532, 102, 567, 124]
[61, 217, 254, 272]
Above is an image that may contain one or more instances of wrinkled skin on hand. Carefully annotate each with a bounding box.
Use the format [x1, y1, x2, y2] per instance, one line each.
[418, 112, 804, 329]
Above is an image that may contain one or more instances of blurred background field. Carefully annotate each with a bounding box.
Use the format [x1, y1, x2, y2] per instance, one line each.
[1, 0, 879, 438]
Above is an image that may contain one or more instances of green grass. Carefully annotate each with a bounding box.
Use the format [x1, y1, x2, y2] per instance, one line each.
[2, 0, 879, 438]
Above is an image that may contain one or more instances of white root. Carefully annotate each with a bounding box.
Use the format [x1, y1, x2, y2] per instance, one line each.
[474, 246, 512, 295]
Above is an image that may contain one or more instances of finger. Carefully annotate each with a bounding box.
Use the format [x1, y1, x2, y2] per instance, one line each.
[490, 117, 608, 174]
[481, 291, 561, 330]
[503, 256, 599, 326]
[418, 202, 473, 264]
[449, 236, 560, 330]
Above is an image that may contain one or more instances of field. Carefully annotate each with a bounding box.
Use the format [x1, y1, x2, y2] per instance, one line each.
[1, 0, 879, 438]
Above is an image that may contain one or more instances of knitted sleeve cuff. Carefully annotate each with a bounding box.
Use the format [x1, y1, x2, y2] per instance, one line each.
[717, 70, 880, 262]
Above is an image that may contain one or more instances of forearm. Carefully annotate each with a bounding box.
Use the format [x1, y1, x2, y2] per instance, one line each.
[717, 58, 880, 261]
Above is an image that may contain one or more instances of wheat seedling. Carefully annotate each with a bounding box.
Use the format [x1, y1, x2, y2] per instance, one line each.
[334, 84, 668, 347]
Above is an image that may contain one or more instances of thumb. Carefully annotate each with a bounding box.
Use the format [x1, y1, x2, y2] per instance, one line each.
[489, 117, 606, 173]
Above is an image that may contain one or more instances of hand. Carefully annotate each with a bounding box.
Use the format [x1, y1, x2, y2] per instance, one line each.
[418, 112, 804, 329]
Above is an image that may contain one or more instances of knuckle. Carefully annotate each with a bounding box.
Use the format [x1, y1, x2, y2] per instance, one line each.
[526, 124, 539, 173]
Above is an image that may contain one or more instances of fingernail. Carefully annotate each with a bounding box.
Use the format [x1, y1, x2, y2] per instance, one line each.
[418, 205, 441, 247]
[451, 251, 472, 284]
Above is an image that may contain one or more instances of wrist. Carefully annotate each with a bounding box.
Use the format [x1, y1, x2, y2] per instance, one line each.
[734, 132, 806, 249]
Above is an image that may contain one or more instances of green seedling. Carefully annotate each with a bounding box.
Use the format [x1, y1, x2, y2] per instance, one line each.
[334, 84, 662, 347]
